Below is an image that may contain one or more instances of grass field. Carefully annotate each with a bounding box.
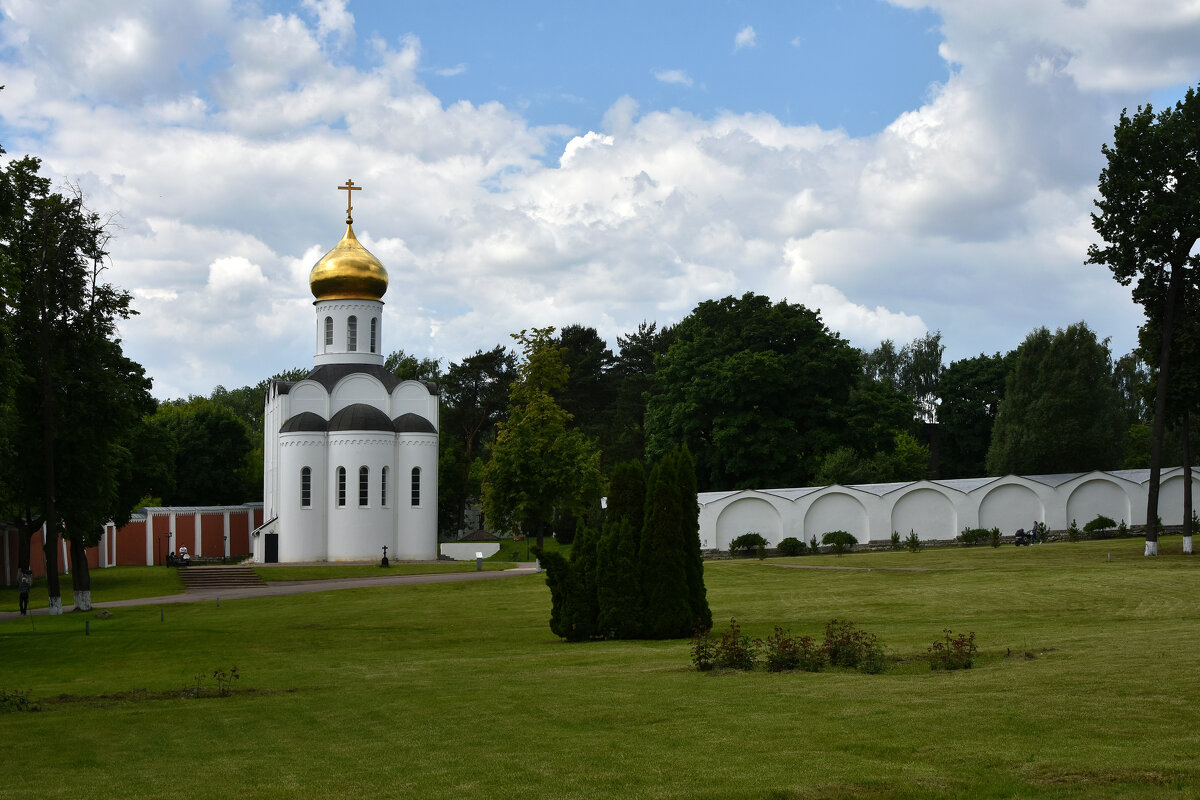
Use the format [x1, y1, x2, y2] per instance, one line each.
[2, 536, 1198, 799]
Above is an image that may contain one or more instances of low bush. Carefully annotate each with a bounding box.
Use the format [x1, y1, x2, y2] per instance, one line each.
[809, 534, 820, 554]
[691, 626, 716, 672]
[890, 530, 902, 550]
[822, 530, 857, 556]
[0, 689, 35, 713]
[1084, 515, 1117, 533]
[762, 627, 826, 673]
[957, 528, 989, 547]
[777, 537, 806, 557]
[729, 532, 768, 557]
[927, 629, 978, 670]
[713, 618, 758, 671]
[823, 618, 885, 673]
[989, 527, 1002, 548]
[1067, 519, 1081, 542]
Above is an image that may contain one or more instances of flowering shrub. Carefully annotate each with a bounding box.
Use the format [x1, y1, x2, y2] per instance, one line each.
[928, 629, 978, 670]
[691, 625, 716, 672]
[713, 618, 758, 671]
[823, 618, 885, 672]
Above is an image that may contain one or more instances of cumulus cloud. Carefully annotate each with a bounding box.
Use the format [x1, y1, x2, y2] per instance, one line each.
[734, 25, 757, 51]
[654, 69, 693, 86]
[0, 0, 1176, 398]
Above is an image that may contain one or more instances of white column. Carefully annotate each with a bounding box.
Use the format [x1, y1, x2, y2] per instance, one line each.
[194, 511, 202, 557]
[145, 510, 155, 566]
[169, 512, 177, 558]
[224, 511, 231, 557]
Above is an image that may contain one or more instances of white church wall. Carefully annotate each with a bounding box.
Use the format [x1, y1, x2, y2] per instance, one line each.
[278, 433, 328, 562]
[714, 496, 784, 549]
[330, 374, 388, 416]
[396, 434, 439, 559]
[327, 434, 396, 561]
[313, 299, 387, 366]
[890, 486, 958, 541]
[804, 490, 870, 543]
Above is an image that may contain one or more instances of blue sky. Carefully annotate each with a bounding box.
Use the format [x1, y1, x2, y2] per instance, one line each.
[1, 1, 1198, 399]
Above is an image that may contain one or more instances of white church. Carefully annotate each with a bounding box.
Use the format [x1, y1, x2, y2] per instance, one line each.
[255, 181, 439, 563]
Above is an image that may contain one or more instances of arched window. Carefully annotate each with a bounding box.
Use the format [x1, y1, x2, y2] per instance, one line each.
[411, 467, 421, 507]
[381, 466, 389, 507]
[359, 466, 369, 506]
[370, 318, 377, 354]
[337, 467, 346, 507]
[324, 316, 333, 348]
[300, 467, 312, 507]
[347, 316, 357, 352]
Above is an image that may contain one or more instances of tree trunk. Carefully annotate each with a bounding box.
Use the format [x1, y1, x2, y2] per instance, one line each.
[70, 534, 92, 610]
[1145, 266, 1183, 556]
[38, 237, 62, 610]
[1183, 407, 1193, 555]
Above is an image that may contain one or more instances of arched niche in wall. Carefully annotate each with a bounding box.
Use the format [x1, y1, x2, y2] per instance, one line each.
[1159, 474, 1200, 526]
[1065, 478, 1132, 528]
[978, 482, 1043, 533]
[804, 491, 869, 543]
[331, 374, 388, 414]
[715, 497, 783, 550]
[891, 487, 957, 542]
[289, 382, 328, 417]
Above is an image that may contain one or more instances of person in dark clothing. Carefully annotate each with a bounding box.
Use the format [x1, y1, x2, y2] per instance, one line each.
[18, 568, 32, 615]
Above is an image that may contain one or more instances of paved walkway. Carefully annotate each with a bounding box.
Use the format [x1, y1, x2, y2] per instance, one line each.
[0, 563, 541, 622]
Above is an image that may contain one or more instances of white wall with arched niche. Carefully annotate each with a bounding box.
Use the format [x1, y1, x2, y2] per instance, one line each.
[715, 496, 783, 550]
[804, 491, 868, 543]
[890, 487, 957, 541]
[391, 381, 439, 423]
[1159, 475, 1200, 526]
[1066, 478, 1132, 529]
[978, 482, 1044, 532]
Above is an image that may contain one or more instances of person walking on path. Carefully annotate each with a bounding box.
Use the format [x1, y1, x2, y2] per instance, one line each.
[18, 568, 32, 615]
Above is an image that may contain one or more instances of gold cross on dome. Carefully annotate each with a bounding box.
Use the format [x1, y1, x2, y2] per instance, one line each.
[337, 178, 362, 223]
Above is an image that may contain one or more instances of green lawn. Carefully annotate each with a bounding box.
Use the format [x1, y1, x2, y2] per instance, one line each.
[2, 537, 1198, 799]
[0, 565, 184, 610]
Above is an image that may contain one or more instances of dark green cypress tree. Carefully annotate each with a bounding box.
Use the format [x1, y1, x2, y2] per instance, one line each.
[674, 445, 712, 629]
[535, 548, 579, 640]
[638, 457, 693, 638]
[596, 518, 642, 638]
[606, 459, 645, 533]
[569, 520, 600, 639]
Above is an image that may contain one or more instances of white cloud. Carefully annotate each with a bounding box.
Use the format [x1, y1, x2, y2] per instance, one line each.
[434, 63, 468, 77]
[654, 69, 693, 86]
[0, 0, 1173, 399]
[734, 25, 757, 51]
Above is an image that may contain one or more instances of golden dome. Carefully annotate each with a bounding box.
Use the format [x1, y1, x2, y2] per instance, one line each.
[309, 223, 389, 301]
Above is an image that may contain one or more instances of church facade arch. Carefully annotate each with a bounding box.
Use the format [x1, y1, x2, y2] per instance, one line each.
[330, 373, 389, 414]
[1160, 473, 1200, 526]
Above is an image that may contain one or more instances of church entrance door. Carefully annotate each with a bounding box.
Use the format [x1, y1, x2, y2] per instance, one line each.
[265, 533, 279, 563]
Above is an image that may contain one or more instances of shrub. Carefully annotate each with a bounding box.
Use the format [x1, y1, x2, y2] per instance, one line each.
[823, 618, 885, 672]
[0, 689, 34, 713]
[905, 529, 922, 552]
[1084, 515, 1117, 534]
[777, 537, 806, 556]
[691, 625, 716, 672]
[957, 527, 989, 547]
[1118, 519, 1129, 537]
[757, 542, 766, 560]
[989, 527, 1001, 548]
[890, 530, 902, 550]
[1067, 519, 1081, 542]
[809, 534, 820, 554]
[762, 627, 826, 673]
[928, 629, 978, 670]
[713, 618, 758, 670]
[729, 532, 768, 557]
[822, 530, 857, 556]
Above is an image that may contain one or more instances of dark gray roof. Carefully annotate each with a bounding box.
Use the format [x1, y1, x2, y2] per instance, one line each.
[328, 403, 395, 432]
[393, 412, 437, 433]
[273, 366, 439, 395]
[279, 412, 327, 433]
